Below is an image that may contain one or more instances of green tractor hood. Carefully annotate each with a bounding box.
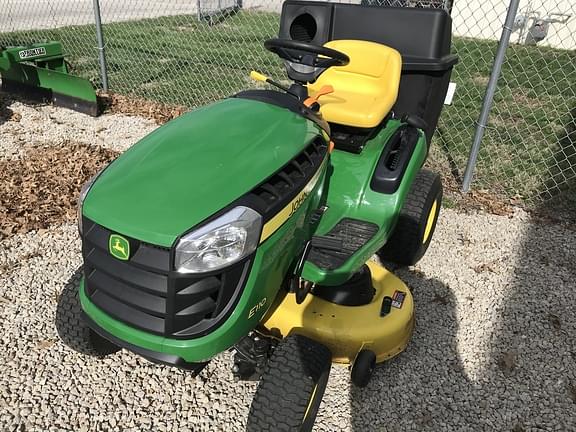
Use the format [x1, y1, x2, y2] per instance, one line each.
[83, 98, 320, 247]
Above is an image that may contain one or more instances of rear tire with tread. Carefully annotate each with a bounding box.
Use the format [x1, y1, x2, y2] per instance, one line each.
[55, 266, 120, 357]
[379, 169, 442, 266]
[247, 334, 331, 432]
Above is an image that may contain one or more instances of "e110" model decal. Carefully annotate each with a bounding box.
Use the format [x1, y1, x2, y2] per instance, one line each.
[248, 297, 267, 319]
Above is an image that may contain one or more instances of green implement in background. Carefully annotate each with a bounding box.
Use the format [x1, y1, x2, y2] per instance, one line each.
[0, 41, 98, 116]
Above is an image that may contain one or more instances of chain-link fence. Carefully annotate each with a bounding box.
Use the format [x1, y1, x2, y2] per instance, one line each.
[1, 0, 575, 208]
[445, 0, 576, 208]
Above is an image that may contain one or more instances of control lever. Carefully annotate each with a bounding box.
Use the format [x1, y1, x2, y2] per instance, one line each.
[303, 85, 334, 108]
[290, 240, 314, 304]
[401, 113, 429, 131]
[250, 70, 300, 99]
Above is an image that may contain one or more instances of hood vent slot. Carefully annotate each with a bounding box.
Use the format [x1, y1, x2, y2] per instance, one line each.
[248, 136, 327, 221]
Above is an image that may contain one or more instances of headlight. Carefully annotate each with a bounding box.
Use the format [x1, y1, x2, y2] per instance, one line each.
[175, 206, 262, 273]
[77, 169, 103, 234]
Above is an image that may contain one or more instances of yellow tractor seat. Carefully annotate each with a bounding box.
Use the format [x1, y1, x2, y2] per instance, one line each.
[307, 40, 402, 129]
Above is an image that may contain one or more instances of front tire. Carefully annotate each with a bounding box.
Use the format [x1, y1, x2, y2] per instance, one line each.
[351, 349, 376, 388]
[379, 169, 442, 266]
[55, 266, 120, 357]
[246, 334, 331, 432]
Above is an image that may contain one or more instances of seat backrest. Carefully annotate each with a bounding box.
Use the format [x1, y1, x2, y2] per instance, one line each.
[307, 40, 402, 128]
[279, 1, 457, 143]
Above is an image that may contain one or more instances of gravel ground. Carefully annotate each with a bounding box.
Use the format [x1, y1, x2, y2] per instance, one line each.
[1, 100, 575, 431]
[0, 98, 157, 159]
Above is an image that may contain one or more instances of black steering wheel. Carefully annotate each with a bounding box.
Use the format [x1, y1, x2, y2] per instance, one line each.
[264, 38, 350, 69]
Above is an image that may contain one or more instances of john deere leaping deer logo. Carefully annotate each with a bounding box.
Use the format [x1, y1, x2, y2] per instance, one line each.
[109, 234, 130, 261]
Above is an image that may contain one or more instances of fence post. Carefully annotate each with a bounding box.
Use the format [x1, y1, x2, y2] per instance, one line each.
[460, 0, 521, 192]
[92, 0, 109, 92]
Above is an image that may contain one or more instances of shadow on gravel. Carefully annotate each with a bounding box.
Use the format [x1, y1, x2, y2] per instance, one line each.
[0, 91, 17, 126]
[484, 101, 576, 429]
[349, 211, 575, 431]
[349, 130, 576, 431]
[0, 90, 47, 125]
[482, 191, 576, 431]
[348, 269, 471, 431]
[483, 107, 576, 429]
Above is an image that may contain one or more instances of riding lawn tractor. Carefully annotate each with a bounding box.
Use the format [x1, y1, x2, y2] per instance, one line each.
[56, 1, 457, 429]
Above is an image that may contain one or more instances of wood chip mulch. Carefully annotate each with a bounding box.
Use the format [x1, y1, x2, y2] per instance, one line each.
[0, 143, 119, 240]
[98, 92, 187, 125]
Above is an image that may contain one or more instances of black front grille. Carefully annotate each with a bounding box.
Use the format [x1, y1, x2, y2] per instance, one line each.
[82, 218, 251, 339]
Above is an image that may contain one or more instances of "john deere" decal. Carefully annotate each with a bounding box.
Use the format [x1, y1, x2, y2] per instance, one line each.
[109, 234, 130, 261]
[259, 160, 326, 243]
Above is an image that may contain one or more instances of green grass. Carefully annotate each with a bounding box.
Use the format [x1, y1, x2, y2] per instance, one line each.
[1, 11, 575, 204]
[0, 12, 282, 104]
[435, 37, 576, 201]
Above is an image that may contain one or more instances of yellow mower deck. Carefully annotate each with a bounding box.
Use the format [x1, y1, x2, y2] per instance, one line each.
[263, 261, 414, 364]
